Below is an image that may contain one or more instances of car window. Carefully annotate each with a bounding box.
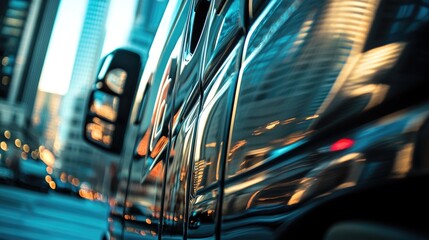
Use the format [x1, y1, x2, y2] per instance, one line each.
[226, 0, 379, 177]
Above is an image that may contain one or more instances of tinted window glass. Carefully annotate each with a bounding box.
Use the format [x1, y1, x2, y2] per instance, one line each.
[193, 92, 228, 192]
[227, 0, 381, 177]
[105, 68, 127, 94]
[90, 91, 119, 122]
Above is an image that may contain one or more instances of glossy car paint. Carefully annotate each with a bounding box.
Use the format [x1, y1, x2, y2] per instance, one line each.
[222, 0, 429, 238]
[107, 0, 429, 239]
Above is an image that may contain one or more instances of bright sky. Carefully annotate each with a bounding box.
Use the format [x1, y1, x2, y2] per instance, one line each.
[38, 0, 138, 95]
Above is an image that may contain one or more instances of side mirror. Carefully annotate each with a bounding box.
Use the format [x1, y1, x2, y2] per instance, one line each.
[84, 49, 143, 154]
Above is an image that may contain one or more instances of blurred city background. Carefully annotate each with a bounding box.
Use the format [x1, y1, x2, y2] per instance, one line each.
[1, 0, 168, 194]
[0, 0, 168, 238]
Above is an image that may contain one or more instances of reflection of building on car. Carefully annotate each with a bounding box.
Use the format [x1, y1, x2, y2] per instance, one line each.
[84, 0, 429, 239]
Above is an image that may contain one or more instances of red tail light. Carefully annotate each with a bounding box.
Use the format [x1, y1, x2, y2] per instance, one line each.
[330, 138, 354, 152]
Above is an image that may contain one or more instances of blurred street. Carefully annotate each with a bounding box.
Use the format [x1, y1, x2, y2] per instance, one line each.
[0, 184, 109, 240]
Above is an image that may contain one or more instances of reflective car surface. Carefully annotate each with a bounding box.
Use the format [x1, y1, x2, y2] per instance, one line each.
[84, 0, 429, 239]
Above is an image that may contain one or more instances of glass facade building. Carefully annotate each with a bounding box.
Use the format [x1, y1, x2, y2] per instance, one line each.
[56, 0, 112, 191]
[0, 0, 59, 127]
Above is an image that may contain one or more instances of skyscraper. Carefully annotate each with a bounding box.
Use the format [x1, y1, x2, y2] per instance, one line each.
[0, 0, 60, 127]
[128, 0, 168, 56]
[56, 0, 112, 190]
[32, 91, 62, 152]
[56, 0, 169, 192]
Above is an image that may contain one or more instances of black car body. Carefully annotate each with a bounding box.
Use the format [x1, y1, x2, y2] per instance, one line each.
[85, 0, 429, 239]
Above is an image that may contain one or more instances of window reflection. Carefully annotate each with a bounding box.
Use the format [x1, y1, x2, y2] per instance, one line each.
[194, 86, 228, 193]
[105, 68, 127, 94]
[90, 91, 119, 122]
[85, 117, 115, 147]
[227, 0, 380, 178]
